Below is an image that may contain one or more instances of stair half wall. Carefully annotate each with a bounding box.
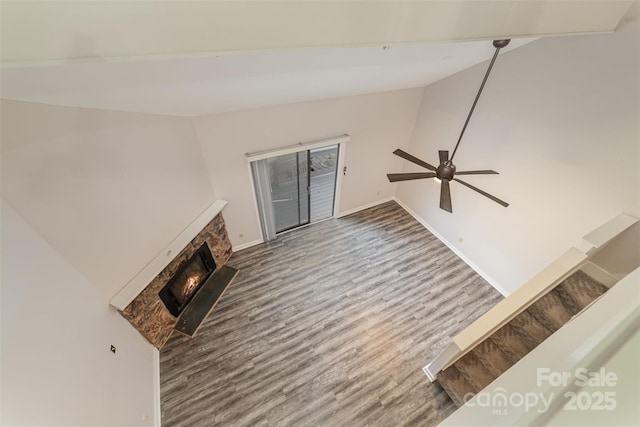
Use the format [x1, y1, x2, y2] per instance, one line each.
[436, 270, 608, 406]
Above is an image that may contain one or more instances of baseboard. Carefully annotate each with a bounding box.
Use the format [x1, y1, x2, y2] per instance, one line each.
[153, 349, 161, 427]
[336, 197, 395, 219]
[232, 238, 264, 252]
[233, 198, 393, 250]
[234, 199, 393, 249]
[392, 197, 511, 297]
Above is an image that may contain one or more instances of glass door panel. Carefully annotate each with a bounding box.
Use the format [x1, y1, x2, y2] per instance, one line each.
[268, 151, 309, 233]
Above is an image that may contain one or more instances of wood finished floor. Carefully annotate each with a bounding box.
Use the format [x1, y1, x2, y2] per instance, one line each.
[160, 201, 503, 426]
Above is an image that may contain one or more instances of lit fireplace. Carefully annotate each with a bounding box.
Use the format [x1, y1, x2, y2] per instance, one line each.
[159, 243, 216, 317]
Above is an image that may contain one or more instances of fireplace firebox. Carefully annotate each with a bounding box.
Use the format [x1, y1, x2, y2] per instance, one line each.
[159, 243, 216, 317]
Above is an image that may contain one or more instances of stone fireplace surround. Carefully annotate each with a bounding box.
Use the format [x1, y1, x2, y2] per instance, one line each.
[110, 201, 233, 349]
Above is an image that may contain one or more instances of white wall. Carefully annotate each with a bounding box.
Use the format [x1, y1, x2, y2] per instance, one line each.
[589, 222, 640, 280]
[0, 198, 158, 426]
[396, 9, 639, 294]
[193, 88, 423, 248]
[0, 100, 216, 299]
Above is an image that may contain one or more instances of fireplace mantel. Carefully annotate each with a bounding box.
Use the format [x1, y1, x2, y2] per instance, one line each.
[110, 199, 227, 311]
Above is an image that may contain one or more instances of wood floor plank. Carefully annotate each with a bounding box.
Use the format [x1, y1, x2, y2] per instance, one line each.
[160, 201, 502, 426]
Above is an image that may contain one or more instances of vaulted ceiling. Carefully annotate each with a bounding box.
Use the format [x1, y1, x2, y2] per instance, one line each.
[0, 1, 634, 116]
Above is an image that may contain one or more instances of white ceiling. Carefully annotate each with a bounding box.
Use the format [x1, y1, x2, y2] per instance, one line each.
[0, 1, 634, 117]
[0, 39, 537, 117]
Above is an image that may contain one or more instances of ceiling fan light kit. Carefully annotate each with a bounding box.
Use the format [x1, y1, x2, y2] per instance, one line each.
[388, 39, 511, 213]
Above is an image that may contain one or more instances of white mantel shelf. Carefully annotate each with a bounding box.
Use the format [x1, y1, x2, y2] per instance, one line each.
[109, 199, 228, 311]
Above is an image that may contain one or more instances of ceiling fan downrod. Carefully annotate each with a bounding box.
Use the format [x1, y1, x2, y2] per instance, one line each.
[448, 39, 510, 163]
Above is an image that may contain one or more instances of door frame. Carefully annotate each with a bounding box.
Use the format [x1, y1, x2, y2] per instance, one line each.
[246, 134, 349, 242]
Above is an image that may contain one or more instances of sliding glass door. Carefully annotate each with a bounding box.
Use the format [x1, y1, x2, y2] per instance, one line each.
[251, 144, 340, 240]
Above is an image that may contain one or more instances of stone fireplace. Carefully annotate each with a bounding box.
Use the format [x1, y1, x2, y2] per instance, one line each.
[114, 204, 233, 349]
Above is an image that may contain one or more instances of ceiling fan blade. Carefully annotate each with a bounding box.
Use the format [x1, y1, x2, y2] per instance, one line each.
[440, 180, 453, 213]
[387, 172, 436, 182]
[456, 170, 499, 175]
[439, 150, 449, 164]
[453, 178, 509, 207]
[392, 149, 437, 171]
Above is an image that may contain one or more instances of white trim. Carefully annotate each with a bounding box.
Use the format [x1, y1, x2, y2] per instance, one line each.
[422, 366, 436, 382]
[247, 160, 267, 241]
[245, 134, 350, 162]
[423, 341, 462, 382]
[581, 212, 638, 250]
[581, 261, 619, 288]
[336, 197, 395, 219]
[152, 349, 161, 427]
[332, 142, 346, 218]
[232, 239, 264, 252]
[392, 197, 510, 297]
[109, 199, 228, 310]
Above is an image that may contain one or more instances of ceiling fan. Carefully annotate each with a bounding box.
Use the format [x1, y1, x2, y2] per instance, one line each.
[388, 39, 511, 213]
